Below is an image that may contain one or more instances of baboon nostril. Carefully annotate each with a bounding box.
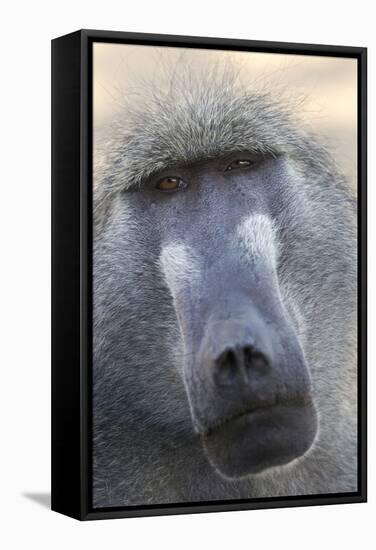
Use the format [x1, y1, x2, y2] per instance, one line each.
[211, 334, 271, 389]
[243, 346, 270, 378]
[214, 348, 239, 386]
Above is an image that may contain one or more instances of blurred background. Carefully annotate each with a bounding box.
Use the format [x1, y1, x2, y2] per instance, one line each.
[93, 43, 357, 190]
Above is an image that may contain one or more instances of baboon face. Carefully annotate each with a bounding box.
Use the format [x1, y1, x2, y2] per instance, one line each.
[122, 150, 318, 479]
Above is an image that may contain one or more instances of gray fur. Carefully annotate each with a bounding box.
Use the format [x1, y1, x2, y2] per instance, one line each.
[93, 66, 357, 507]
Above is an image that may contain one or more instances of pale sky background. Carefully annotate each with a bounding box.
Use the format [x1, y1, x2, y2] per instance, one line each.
[93, 43, 357, 189]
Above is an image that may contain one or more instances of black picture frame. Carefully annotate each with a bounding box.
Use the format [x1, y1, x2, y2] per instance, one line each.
[51, 29, 367, 520]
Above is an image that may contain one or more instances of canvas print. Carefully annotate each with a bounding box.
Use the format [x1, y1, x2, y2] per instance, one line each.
[92, 44, 358, 508]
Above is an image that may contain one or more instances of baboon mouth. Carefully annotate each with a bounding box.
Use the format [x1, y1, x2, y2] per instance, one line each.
[202, 395, 312, 436]
[201, 400, 318, 479]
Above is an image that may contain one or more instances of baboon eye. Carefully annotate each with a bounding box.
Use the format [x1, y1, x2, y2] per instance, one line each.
[156, 177, 187, 192]
[225, 159, 254, 172]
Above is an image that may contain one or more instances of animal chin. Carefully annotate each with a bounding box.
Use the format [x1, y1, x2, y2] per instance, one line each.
[201, 401, 318, 479]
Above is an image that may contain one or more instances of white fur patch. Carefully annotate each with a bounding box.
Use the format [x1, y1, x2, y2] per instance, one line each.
[236, 214, 278, 268]
[159, 243, 200, 296]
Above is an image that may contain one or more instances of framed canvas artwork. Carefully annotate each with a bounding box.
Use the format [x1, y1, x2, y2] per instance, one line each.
[51, 29, 367, 520]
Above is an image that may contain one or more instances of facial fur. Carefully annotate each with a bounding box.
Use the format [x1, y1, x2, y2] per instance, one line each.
[93, 66, 357, 507]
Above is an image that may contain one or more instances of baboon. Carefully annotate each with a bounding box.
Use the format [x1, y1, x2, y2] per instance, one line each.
[93, 65, 357, 507]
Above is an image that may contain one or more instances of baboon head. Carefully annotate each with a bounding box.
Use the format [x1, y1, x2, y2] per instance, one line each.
[94, 71, 342, 481]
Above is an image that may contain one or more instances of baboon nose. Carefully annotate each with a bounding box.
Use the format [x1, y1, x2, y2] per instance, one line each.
[213, 344, 271, 387]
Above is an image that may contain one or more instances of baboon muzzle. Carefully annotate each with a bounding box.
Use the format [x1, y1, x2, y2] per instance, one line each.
[183, 267, 318, 479]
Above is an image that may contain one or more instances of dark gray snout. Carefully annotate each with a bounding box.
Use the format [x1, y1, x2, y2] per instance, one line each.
[160, 235, 318, 479]
[185, 289, 317, 479]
